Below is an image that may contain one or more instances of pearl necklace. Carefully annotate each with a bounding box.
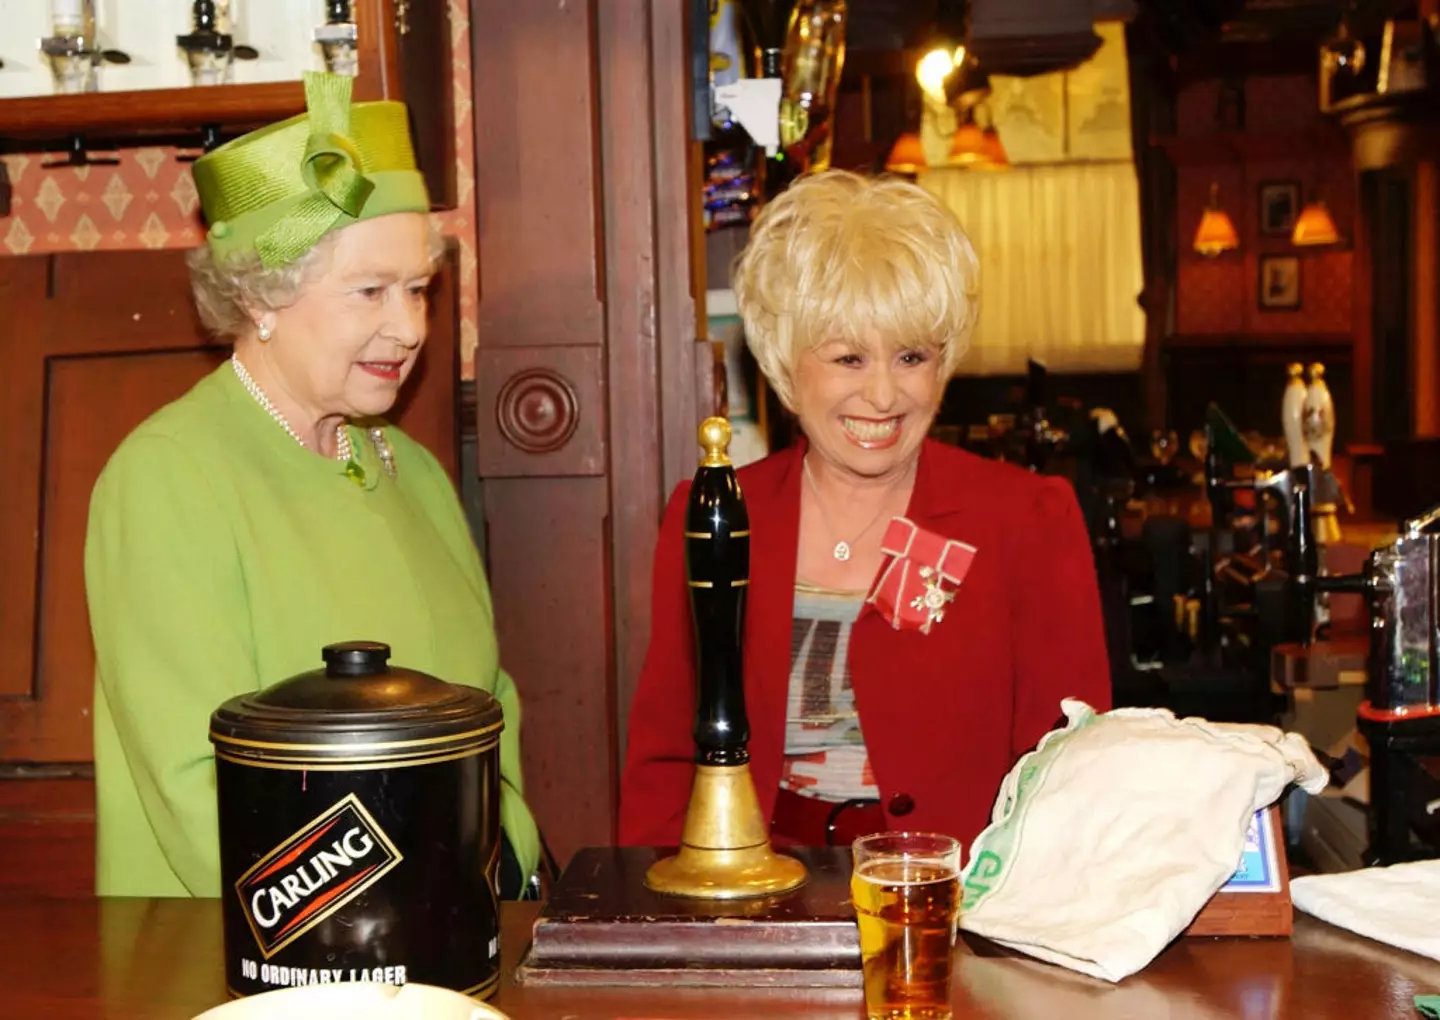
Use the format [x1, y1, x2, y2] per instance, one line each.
[231, 355, 398, 483]
[231, 355, 352, 460]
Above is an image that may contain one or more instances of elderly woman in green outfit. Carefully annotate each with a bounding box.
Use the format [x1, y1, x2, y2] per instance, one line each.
[85, 73, 540, 899]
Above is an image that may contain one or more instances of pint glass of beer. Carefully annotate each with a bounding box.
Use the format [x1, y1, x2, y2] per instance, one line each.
[851, 832, 962, 1020]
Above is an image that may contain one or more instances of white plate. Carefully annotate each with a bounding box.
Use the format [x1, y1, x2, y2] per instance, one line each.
[192, 983, 511, 1020]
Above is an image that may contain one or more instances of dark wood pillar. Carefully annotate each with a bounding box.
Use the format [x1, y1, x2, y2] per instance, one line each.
[1414, 1, 1440, 437]
[471, 0, 701, 864]
[1337, 1, 1440, 444]
[1414, 160, 1440, 436]
[1351, 161, 1374, 442]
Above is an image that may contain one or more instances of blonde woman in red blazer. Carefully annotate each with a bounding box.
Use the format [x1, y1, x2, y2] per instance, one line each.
[619, 171, 1111, 853]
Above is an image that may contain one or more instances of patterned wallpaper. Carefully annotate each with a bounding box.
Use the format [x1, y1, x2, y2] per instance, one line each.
[1173, 75, 1356, 338]
[0, 1, 481, 379]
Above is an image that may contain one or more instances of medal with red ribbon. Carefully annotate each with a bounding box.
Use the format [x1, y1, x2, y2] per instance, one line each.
[865, 517, 977, 634]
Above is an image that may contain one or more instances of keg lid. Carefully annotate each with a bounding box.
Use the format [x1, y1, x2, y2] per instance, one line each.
[209, 641, 503, 754]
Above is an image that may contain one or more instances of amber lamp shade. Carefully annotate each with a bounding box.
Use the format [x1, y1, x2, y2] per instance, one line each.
[1292, 200, 1340, 246]
[1193, 183, 1238, 257]
[884, 132, 927, 175]
[947, 121, 989, 166]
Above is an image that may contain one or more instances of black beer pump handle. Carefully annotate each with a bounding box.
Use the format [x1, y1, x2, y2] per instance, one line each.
[1288, 466, 1319, 645]
[686, 418, 752, 767]
[1278, 464, 1377, 644]
[1318, 573, 1372, 596]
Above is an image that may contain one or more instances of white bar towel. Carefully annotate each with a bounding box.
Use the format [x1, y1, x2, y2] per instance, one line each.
[959, 700, 1328, 982]
[1292, 860, 1440, 962]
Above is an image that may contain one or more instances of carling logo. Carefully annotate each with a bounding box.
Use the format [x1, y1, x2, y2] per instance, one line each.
[236, 793, 403, 958]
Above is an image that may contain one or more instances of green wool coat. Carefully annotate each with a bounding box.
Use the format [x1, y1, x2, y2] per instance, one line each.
[85, 363, 539, 897]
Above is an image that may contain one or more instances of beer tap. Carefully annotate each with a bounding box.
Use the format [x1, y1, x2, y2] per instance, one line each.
[1241, 461, 1368, 649]
[644, 418, 807, 899]
[1202, 404, 1255, 530]
[1202, 406, 1340, 654]
[177, 0, 259, 87]
[40, 0, 129, 94]
[1358, 503, 1440, 866]
[315, 0, 359, 77]
[1275, 489, 1440, 864]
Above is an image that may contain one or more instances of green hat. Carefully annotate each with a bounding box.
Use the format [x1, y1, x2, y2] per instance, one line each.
[192, 71, 429, 269]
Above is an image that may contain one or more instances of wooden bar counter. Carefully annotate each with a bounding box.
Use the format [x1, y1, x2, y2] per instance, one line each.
[2, 897, 1438, 1019]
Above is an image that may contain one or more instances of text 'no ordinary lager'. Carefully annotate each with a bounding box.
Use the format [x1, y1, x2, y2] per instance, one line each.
[851, 833, 961, 1020]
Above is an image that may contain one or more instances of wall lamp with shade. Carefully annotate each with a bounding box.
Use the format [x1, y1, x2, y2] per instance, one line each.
[947, 105, 1008, 169]
[1193, 182, 1239, 256]
[885, 131, 928, 175]
[948, 116, 988, 165]
[1292, 197, 1340, 246]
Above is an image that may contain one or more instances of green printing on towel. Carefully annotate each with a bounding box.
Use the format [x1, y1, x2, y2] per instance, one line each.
[961, 702, 1100, 911]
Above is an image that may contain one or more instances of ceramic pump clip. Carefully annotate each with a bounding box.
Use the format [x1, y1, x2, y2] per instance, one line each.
[643, 418, 807, 899]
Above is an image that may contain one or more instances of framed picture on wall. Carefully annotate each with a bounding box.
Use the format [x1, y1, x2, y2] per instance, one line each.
[1259, 255, 1301, 310]
[1258, 180, 1300, 236]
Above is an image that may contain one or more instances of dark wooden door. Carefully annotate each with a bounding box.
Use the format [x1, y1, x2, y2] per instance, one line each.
[0, 248, 461, 897]
[470, 0, 705, 864]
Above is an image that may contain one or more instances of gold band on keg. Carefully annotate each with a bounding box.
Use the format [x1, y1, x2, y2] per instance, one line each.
[209, 719, 503, 755]
[214, 733, 499, 772]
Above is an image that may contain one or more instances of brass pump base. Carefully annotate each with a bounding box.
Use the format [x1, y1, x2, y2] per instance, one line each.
[645, 764, 807, 900]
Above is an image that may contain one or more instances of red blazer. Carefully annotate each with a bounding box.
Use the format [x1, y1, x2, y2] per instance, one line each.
[618, 438, 1111, 850]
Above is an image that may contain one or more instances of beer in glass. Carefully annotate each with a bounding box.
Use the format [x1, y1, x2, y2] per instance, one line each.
[851, 831, 962, 1020]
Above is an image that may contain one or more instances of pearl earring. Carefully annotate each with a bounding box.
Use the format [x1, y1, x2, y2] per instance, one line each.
[257, 322, 272, 342]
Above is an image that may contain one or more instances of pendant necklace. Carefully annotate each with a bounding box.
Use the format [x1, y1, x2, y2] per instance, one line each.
[802, 456, 905, 562]
[231, 355, 383, 486]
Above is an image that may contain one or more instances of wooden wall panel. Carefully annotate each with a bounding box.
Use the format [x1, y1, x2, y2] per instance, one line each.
[0, 779, 95, 900]
[638, 0, 709, 753]
[30, 352, 229, 764]
[393, 0, 458, 208]
[471, 0, 604, 350]
[597, 0, 664, 776]
[0, 258, 46, 703]
[0, 253, 224, 761]
[482, 478, 615, 861]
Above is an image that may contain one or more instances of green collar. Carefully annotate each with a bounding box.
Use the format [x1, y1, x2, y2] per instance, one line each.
[218, 363, 385, 492]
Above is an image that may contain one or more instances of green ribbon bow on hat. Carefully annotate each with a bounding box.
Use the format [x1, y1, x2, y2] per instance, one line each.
[192, 71, 429, 270]
[256, 72, 377, 266]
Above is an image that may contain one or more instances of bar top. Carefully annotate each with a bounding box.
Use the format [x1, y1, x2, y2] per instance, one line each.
[2, 895, 1438, 1019]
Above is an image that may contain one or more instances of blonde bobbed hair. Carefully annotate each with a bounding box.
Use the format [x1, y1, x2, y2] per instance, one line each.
[732, 169, 980, 410]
